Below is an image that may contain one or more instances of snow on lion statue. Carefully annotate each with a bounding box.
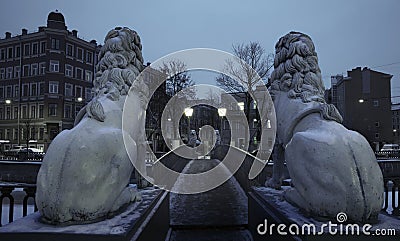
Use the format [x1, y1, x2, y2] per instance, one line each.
[266, 31, 383, 222]
[36, 27, 149, 225]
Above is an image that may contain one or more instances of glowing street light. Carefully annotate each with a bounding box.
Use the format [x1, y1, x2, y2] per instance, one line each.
[184, 107, 193, 142]
[218, 108, 227, 117]
[77, 97, 83, 102]
[5, 99, 11, 104]
[237, 102, 244, 111]
[358, 99, 364, 103]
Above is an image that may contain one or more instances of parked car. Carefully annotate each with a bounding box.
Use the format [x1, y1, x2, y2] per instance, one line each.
[380, 144, 400, 152]
[18, 148, 45, 159]
[378, 144, 400, 158]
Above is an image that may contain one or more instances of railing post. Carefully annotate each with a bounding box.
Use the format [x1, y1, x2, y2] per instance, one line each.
[392, 179, 400, 216]
[0, 186, 15, 226]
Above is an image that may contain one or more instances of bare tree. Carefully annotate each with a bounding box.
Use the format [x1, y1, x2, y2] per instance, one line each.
[157, 59, 195, 142]
[217, 42, 274, 149]
[216, 42, 274, 119]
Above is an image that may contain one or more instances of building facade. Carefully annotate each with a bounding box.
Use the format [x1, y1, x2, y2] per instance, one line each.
[392, 103, 400, 144]
[0, 11, 99, 152]
[330, 67, 393, 151]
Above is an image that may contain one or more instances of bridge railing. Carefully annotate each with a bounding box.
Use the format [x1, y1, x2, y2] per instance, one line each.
[378, 160, 400, 216]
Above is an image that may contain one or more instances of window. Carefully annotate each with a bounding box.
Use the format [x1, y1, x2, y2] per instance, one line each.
[85, 70, 92, 82]
[75, 86, 83, 98]
[40, 41, 46, 53]
[32, 42, 38, 55]
[15, 45, 21, 58]
[49, 81, 59, 94]
[21, 105, 27, 119]
[5, 129, 11, 140]
[0, 108, 3, 119]
[39, 128, 44, 140]
[86, 51, 93, 63]
[50, 60, 59, 72]
[31, 63, 38, 76]
[14, 85, 19, 98]
[24, 43, 30, 56]
[30, 127, 35, 140]
[49, 104, 57, 116]
[14, 66, 20, 78]
[85, 88, 92, 101]
[22, 84, 29, 97]
[375, 122, 380, 127]
[31, 83, 37, 96]
[75, 68, 83, 80]
[373, 100, 379, 107]
[6, 67, 13, 79]
[30, 105, 36, 118]
[39, 62, 46, 75]
[0, 87, 3, 98]
[38, 104, 44, 118]
[66, 44, 73, 56]
[7, 47, 13, 59]
[64, 104, 72, 118]
[0, 68, 4, 79]
[77, 47, 83, 60]
[6, 107, 11, 119]
[6, 86, 12, 98]
[13, 129, 18, 140]
[65, 83, 73, 97]
[13, 107, 18, 119]
[23, 64, 30, 77]
[375, 133, 380, 139]
[65, 64, 73, 77]
[51, 38, 60, 50]
[39, 82, 45, 95]
[0, 49, 5, 60]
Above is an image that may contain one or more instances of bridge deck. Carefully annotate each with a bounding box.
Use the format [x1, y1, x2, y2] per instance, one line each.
[169, 159, 252, 241]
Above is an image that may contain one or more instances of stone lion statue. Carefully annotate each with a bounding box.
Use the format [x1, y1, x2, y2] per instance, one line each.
[36, 27, 149, 225]
[266, 31, 383, 222]
[188, 129, 198, 147]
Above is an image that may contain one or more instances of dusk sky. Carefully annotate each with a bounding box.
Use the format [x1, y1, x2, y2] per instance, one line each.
[1, 0, 399, 101]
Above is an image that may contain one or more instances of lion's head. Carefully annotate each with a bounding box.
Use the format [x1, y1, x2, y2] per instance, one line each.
[83, 27, 147, 123]
[269, 31, 342, 123]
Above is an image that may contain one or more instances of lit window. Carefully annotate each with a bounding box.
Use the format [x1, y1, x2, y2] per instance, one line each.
[373, 100, 379, 107]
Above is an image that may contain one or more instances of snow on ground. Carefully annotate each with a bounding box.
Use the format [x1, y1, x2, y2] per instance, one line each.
[170, 159, 248, 226]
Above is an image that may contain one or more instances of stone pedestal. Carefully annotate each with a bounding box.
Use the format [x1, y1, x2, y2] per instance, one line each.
[249, 187, 400, 241]
[0, 188, 169, 241]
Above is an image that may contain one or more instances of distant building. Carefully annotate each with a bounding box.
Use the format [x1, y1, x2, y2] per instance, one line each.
[0, 11, 100, 152]
[329, 67, 393, 151]
[392, 103, 400, 144]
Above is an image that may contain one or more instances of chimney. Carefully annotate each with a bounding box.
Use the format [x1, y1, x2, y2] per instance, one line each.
[38, 26, 45, 32]
[72, 30, 78, 37]
[5, 32, 11, 39]
[22, 28, 28, 35]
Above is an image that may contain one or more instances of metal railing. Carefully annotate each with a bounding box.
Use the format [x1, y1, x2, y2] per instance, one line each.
[376, 151, 400, 159]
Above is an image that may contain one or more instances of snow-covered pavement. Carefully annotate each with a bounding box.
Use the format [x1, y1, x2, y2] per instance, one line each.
[169, 159, 252, 240]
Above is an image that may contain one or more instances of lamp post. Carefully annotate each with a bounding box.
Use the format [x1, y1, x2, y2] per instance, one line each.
[218, 108, 226, 144]
[184, 107, 193, 143]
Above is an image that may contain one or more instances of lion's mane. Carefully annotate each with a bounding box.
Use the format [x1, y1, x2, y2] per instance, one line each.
[270, 31, 342, 123]
[84, 27, 148, 122]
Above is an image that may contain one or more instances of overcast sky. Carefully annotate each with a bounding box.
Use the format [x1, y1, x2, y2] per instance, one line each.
[1, 0, 399, 101]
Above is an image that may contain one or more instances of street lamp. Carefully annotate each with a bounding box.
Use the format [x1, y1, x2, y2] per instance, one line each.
[237, 102, 244, 111]
[5, 99, 11, 104]
[77, 97, 83, 102]
[358, 99, 364, 103]
[184, 107, 193, 142]
[218, 108, 227, 144]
